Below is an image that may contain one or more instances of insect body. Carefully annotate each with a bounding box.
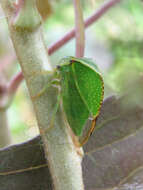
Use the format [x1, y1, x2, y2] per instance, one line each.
[56, 57, 104, 145]
[32, 56, 104, 146]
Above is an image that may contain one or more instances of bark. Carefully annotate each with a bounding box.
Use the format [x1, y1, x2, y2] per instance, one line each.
[1, 0, 84, 189]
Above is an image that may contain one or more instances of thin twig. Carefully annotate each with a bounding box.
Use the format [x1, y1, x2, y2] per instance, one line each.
[7, 72, 23, 94]
[48, 0, 121, 54]
[0, 55, 16, 72]
[0, 72, 23, 110]
[73, 0, 85, 57]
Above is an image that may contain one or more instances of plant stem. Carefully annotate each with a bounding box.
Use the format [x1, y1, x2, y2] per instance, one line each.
[1, 0, 84, 189]
[0, 111, 12, 148]
[0, 74, 12, 147]
[73, 0, 85, 57]
[7, 72, 23, 96]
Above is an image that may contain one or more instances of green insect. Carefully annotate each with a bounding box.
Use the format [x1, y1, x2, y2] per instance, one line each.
[33, 56, 104, 146]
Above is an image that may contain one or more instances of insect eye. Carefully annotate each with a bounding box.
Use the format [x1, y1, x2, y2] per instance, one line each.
[69, 60, 73, 65]
[57, 65, 61, 70]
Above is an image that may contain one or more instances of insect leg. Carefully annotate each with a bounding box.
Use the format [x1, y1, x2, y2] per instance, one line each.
[31, 81, 53, 100]
[31, 77, 60, 100]
[46, 91, 61, 132]
[30, 69, 58, 100]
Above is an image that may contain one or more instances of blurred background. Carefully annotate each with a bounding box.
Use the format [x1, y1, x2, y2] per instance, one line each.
[0, 0, 143, 145]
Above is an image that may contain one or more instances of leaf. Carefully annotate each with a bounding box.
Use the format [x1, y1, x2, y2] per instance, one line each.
[114, 167, 143, 190]
[83, 95, 143, 189]
[84, 95, 143, 151]
[0, 136, 53, 190]
[1, 95, 143, 190]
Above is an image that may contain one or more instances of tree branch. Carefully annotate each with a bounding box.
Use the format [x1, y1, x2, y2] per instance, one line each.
[1, 0, 84, 189]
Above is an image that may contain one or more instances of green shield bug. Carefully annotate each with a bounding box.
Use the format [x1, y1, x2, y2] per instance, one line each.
[57, 56, 104, 146]
[32, 56, 104, 146]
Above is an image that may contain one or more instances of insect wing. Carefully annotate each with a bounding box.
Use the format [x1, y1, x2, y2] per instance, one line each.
[72, 58, 104, 118]
[60, 64, 89, 136]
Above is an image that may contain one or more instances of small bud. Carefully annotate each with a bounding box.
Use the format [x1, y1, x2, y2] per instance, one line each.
[11, 0, 41, 31]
